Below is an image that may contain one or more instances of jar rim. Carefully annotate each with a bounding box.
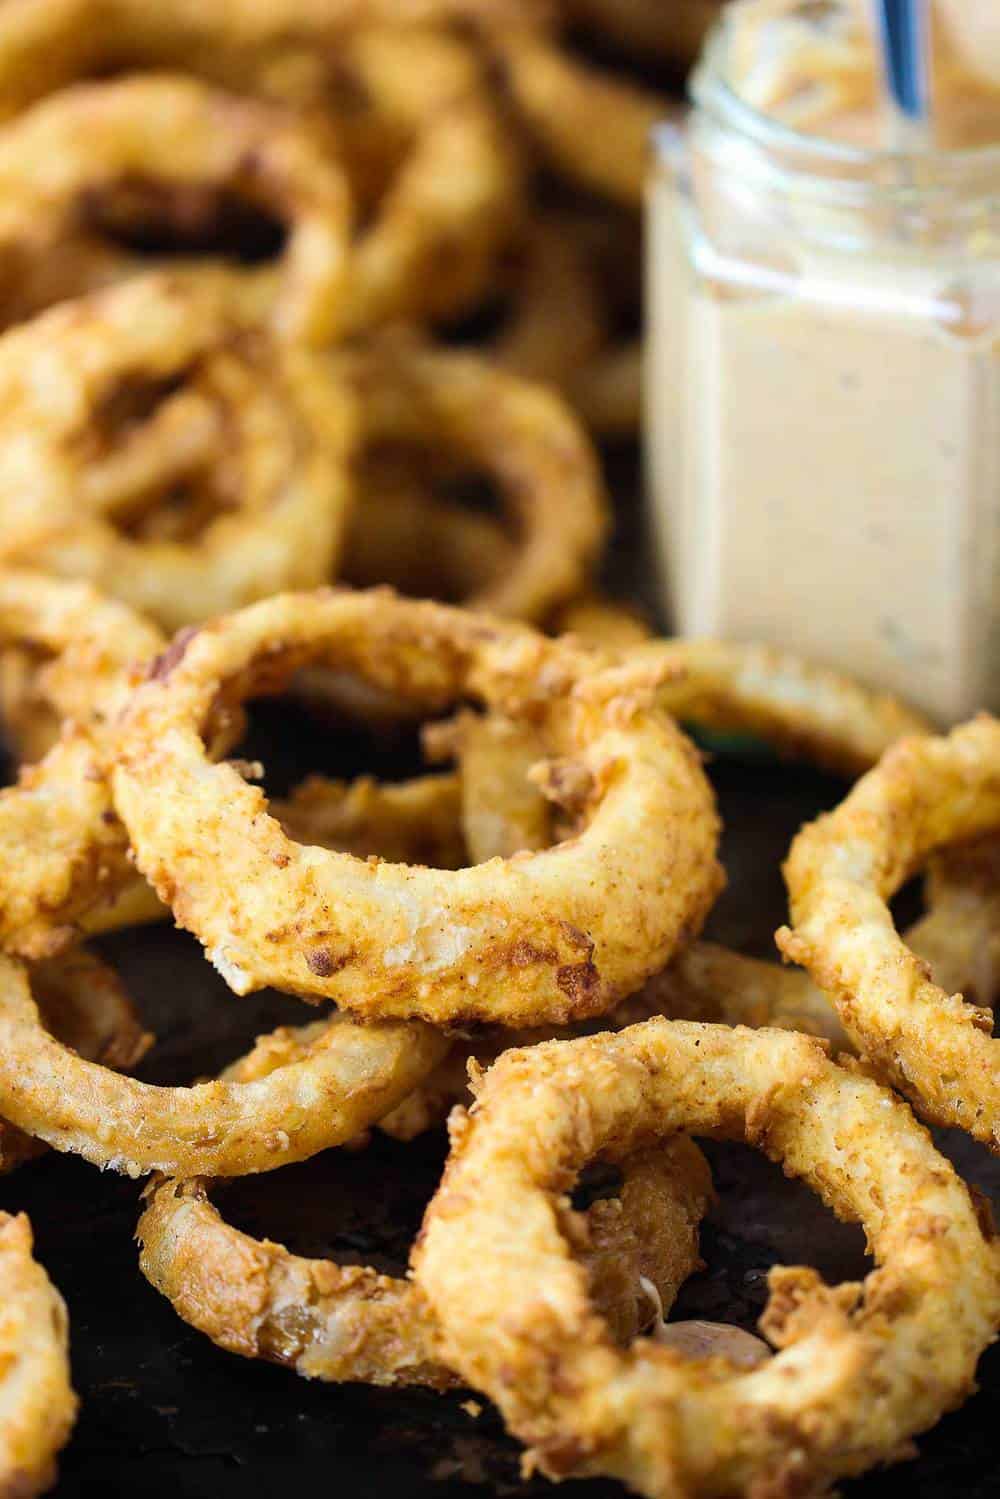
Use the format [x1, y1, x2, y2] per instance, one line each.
[657, 6, 1000, 179]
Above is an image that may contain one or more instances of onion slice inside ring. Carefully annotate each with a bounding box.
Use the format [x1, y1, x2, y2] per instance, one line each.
[136, 1138, 712, 1389]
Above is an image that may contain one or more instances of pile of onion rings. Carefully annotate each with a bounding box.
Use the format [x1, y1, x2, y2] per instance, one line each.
[0, 0, 665, 439]
[0, 6, 993, 1497]
[137, 1137, 712, 1389]
[1, 580, 998, 1496]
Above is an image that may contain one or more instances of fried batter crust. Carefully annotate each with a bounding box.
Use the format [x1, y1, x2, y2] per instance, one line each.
[113, 590, 723, 1025]
[136, 1139, 711, 1389]
[779, 715, 1000, 1150]
[0, 1213, 76, 1499]
[0, 570, 163, 957]
[0, 953, 448, 1178]
[0, 276, 357, 631]
[414, 1020, 1000, 1497]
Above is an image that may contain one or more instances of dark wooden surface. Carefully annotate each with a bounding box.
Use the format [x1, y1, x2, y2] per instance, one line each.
[5, 477, 1000, 1498]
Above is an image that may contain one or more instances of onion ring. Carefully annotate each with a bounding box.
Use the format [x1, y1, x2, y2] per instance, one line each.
[377, 711, 997, 1138]
[341, 460, 516, 604]
[340, 502, 644, 646]
[334, 338, 608, 622]
[0, 1212, 76, 1498]
[330, 37, 521, 333]
[778, 715, 1000, 1150]
[294, 338, 611, 731]
[488, 215, 641, 439]
[359, 630, 928, 779]
[618, 638, 933, 779]
[0, 74, 351, 342]
[566, 337, 642, 439]
[88, 768, 466, 940]
[0, 950, 449, 1178]
[0, 0, 553, 119]
[0, 948, 153, 1175]
[0, 15, 520, 336]
[0, 610, 473, 1161]
[136, 1137, 711, 1389]
[452, 644, 929, 866]
[377, 875, 1000, 1138]
[243, 25, 522, 333]
[414, 1018, 1000, 1495]
[0, 570, 163, 958]
[0, 275, 357, 632]
[113, 590, 722, 1025]
[496, 32, 673, 208]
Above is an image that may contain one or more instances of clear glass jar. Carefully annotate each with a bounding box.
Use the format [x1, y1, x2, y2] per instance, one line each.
[646, 0, 1000, 723]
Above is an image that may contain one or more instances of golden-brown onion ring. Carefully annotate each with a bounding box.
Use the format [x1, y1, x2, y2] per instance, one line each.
[456, 639, 929, 843]
[0, 74, 351, 342]
[296, 344, 609, 729]
[0, 951, 449, 1179]
[335, 338, 608, 622]
[341, 455, 515, 603]
[496, 33, 673, 207]
[113, 590, 722, 1025]
[619, 638, 933, 779]
[0, 16, 519, 336]
[779, 716, 1000, 1151]
[347, 627, 926, 779]
[0, 1212, 76, 1498]
[136, 1137, 710, 1389]
[629, 841, 1000, 1044]
[86, 768, 467, 939]
[248, 25, 523, 333]
[566, 336, 641, 439]
[0, 0, 553, 119]
[336, 64, 521, 333]
[414, 1020, 1000, 1496]
[376, 874, 1000, 1139]
[0, 571, 163, 958]
[0, 276, 357, 632]
[492, 219, 607, 390]
[487, 216, 641, 439]
[0, 948, 152, 1175]
[380, 710, 994, 1137]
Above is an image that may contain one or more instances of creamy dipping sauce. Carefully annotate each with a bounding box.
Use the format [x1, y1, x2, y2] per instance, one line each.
[647, 0, 1000, 722]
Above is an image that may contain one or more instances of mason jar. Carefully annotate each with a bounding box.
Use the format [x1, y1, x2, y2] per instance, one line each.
[646, 0, 1000, 723]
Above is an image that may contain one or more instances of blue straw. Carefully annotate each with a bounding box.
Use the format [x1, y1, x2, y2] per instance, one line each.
[874, 0, 930, 125]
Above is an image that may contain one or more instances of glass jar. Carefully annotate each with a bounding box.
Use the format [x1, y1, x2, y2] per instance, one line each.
[646, 0, 1000, 723]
